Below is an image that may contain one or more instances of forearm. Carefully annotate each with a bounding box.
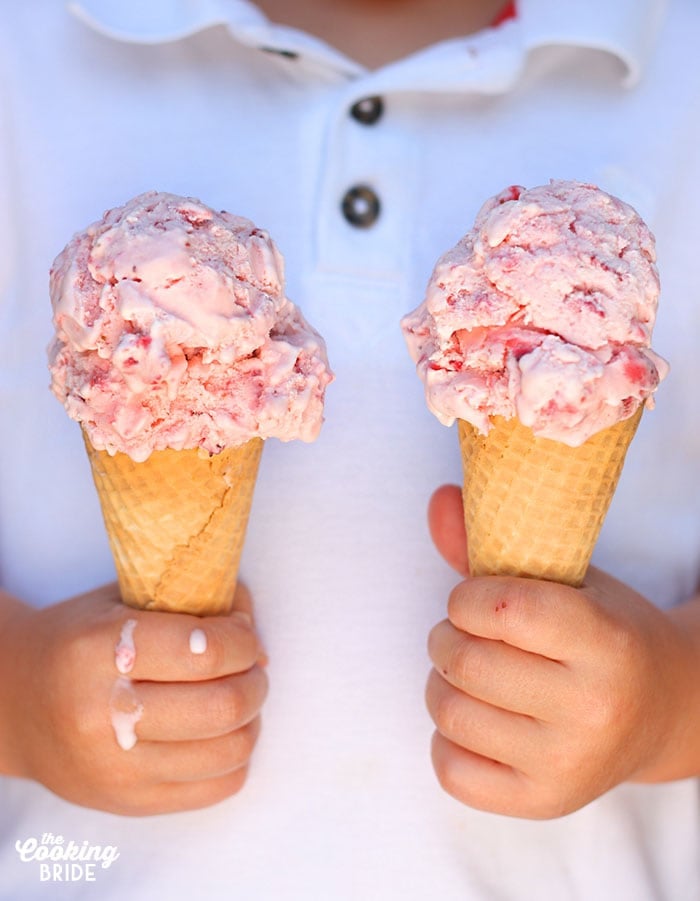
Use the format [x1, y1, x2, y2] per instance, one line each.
[0, 590, 34, 775]
[0, 588, 31, 625]
[633, 591, 700, 784]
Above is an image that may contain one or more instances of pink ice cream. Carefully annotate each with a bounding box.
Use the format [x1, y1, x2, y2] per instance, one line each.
[49, 191, 333, 461]
[401, 180, 668, 446]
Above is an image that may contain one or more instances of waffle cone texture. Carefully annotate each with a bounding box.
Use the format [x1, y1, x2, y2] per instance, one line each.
[458, 408, 643, 587]
[83, 433, 263, 615]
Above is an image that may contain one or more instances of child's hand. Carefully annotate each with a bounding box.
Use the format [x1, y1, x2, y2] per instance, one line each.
[425, 485, 700, 819]
[0, 582, 268, 816]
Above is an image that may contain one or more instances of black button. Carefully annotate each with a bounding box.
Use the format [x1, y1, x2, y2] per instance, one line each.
[341, 185, 381, 228]
[350, 96, 384, 125]
[260, 46, 299, 59]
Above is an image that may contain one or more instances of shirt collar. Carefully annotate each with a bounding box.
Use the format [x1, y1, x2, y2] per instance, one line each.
[519, 0, 667, 87]
[68, 0, 266, 44]
[68, 0, 666, 87]
[67, 0, 363, 73]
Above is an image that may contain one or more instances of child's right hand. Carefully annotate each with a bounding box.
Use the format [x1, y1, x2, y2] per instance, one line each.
[0, 582, 268, 816]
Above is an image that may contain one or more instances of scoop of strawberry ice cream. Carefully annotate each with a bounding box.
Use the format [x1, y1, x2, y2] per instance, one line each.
[49, 191, 332, 461]
[401, 180, 668, 446]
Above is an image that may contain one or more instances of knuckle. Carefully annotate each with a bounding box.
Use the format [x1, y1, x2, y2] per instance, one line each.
[236, 720, 260, 761]
[431, 736, 472, 807]
[446, 581, 470, 622]
[221, 721, 259, 769]
[538, 744, 576, 791]
[532, 785, 577, 820]
[493, 580, 541, 634]
[491, 578, 575, 642]
[213, 680, 246, 729]
[583, 690, 618, 736]
[247, 666, 270, 712]
[530, 744, 602, 819]
[228, 617, 260, 667]
[584, 686, 640, 755]
[579, 657, 639, 737]
[222, 766, 249, 798]
[520, 762, 583, 819]
[434, 754, 460, 797]
[431, 682, 464, 738]
[426, 622, 444, 660]
[210, 669, 268, 731]
[445, 636, 484, 688]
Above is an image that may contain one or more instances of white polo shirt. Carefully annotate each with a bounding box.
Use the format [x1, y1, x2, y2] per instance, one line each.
[1, 1, 699, 898]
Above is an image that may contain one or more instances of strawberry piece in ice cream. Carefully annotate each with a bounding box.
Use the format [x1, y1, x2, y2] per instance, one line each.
[49, 191, 333, 461]
[401, 180, 668, 446]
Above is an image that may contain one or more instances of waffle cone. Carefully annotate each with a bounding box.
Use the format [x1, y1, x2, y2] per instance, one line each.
[83, 434, 263, 615]
[458, 408, 642, 587]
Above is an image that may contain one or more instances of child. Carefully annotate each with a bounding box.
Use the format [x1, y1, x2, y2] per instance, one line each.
[1, 1, 698, 897]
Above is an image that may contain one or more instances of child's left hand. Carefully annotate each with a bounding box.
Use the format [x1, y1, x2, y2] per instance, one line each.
[425, 485, 700, 819]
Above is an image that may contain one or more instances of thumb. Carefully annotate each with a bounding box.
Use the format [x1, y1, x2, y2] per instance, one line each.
[230, 579, 254, 623]
[427, 484, 469, 577]
[230, 580, 268, 666]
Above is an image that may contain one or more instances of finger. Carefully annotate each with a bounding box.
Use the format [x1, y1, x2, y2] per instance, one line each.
[447, 576, 594, 661]
[430, 732, 541, 819]
[427, 619, 564, 719]
[73, 581, 123, 607]
[111, 607, 262, 682]
[425, 669, 541, 770]
[114, 767, 251, 817]
[159, 766, 250, 812]
[136, 717, 262, 782]
[155, 766, 250, 814]
[231, 580, 268, 667]
[231, 579, 254, 621]
[428, 484, 469, 576]
[136, 667, 268, 741]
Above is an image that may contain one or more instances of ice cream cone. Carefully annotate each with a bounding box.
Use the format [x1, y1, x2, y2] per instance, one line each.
[50, 193, 331, 617]
[402, 181, 665, 587]
[83, 433, 263, 615]
[457, 407, 643, 586]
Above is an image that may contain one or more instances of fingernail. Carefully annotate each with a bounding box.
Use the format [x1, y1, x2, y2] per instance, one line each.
[232, 610, 254, 628]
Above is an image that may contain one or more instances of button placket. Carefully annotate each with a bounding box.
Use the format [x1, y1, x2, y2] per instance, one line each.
[314, 86, 416, 280]
[339, 94, 385, 230]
